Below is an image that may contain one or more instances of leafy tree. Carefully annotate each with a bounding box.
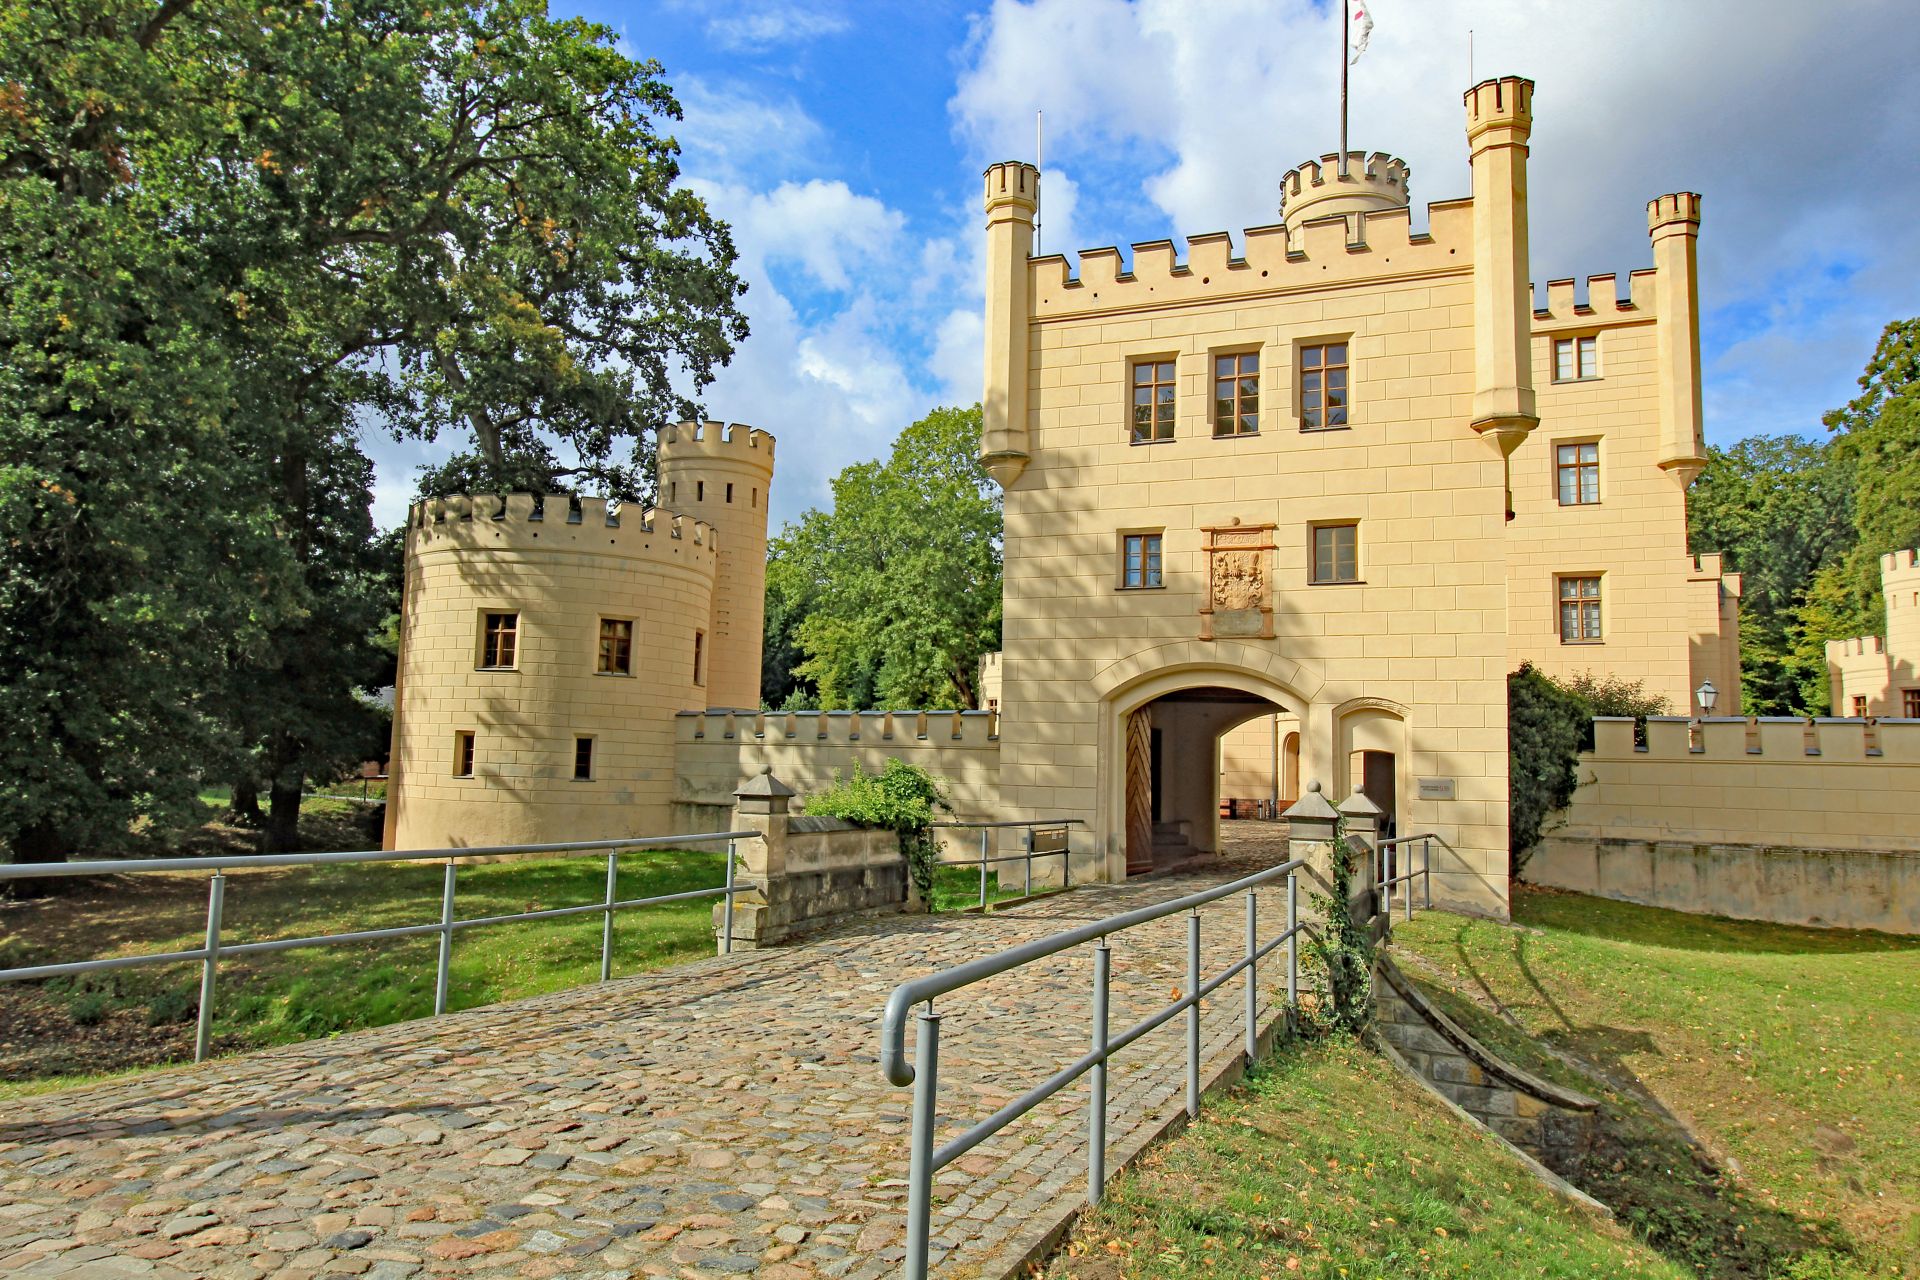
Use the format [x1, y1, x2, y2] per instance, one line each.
[1, 0, 748, 860]
[1687, 436, 1854, 714]
[1799, 318, 1920, 656]
[1505, 664, 1664, 875]
[768, 406, 1001, 710]
[800, 759, 951, 906]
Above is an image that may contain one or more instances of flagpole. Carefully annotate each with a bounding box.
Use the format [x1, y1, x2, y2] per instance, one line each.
[1339, 1, 1349, 177]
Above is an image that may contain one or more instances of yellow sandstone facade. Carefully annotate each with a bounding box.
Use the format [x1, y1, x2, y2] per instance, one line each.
[983, 77, 1739, 914]
[1827, 549, 1920, 718]
[382, 424, 774, 850]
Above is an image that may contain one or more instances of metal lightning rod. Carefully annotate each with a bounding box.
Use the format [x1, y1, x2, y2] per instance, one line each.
[1339, 1, 1349, 177]
[1035, 109, 1043, 255]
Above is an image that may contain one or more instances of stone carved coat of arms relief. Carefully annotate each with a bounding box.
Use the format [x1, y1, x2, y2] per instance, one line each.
[1200, 519, 1276, 640]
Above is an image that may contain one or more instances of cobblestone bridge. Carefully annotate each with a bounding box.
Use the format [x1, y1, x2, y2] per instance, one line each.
[0, 831, 1301, 1280]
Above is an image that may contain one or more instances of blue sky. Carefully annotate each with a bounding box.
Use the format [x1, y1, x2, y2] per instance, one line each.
[364, 0, 1920, 531]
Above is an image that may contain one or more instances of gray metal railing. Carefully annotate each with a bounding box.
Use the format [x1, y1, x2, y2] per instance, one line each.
[930, 818, 1084, 907]
[0, 830, 758, 1062]
[1376, 832, 1438, 930]
[879, 855, 1325, 1278]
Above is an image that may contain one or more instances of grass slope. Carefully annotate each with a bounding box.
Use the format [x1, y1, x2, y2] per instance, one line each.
[1045, 1037, 1686, 1280]
[1391, 887, 1920, 1278]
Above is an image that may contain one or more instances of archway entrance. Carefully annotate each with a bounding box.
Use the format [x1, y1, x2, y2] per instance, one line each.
[1122, 686, 1287, 873]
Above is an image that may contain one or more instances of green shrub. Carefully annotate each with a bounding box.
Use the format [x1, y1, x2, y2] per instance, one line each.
[1303, 825, 1374, 1036]
[145, 988, 195, 1027]
[1508, 664, 1669, 875]
[66, 990, 111, 1027]
[800, 759, 951, 904]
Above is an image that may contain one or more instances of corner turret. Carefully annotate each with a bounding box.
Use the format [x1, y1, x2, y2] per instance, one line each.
[1647, 192, 1708, 481]
[981, 161, 1039, 489]
[1464, 76, 1539, 459]
[1280, 151, 1411, 247]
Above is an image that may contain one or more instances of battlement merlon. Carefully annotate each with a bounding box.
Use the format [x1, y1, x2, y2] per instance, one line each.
[982, 162, 1039, 489]
[1464, 76, 1534, 150]
[1646, 191, 1708, 481]
[408, 492, 718, 563]
[1883, 547, 1920, 579]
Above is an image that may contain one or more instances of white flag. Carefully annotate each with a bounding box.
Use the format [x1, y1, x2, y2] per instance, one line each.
[1349, 0, 1374, 64]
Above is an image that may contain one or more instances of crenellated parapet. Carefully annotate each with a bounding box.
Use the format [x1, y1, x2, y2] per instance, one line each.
[1280, 150, 1411, 244]
[677, 708, 1001, 747]
[658, 420, 776, 472]
[410, 492, 718, 576]
[1532, 272, 1658, 329]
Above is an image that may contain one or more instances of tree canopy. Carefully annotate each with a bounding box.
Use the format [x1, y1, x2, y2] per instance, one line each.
[765, 406, 1002, 711]
[0, 0, 746, 859]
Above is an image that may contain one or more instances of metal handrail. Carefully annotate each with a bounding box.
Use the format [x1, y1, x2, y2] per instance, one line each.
[0, 829, 760, 1062]
[930, 818, 1084, 906]
[1375, 831, 1440, 928]
[881, 855, 1329, 1278]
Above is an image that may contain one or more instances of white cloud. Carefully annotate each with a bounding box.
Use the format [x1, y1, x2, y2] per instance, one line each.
[682, 1, 851, 53]
[672, 78, 826, 183]
[690, 178, 908, 291]
[950, 0, 1920, 440]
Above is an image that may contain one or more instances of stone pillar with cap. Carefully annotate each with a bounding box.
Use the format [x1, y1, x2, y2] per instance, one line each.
[1282, 780, 1340, 889]
[1337, 789, 1385, 932]
[715, 765, 794, 951]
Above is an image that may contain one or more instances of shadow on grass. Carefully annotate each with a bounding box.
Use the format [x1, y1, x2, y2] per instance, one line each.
[1410, 945, 1867, 1279]
[1511, 884, 1920, 957]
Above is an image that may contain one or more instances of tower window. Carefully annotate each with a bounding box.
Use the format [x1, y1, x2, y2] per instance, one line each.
[1904, 689, 1920, 718]
[1213, 352, 1259, 437]
[697, 480, 705, 502]
[479, 612, 518, 669]
[1558, 575, 1603, 642]
[573, 737, 594, 781]
[1553, 335, 1599, 381]
[1300, 342, 1349, 429]
[454, 731, 476, 778]
[1130, 360, 1176, 444]
[1556, 442, 1600, 505]
[725, 482, 734, 503]
[670, 481, 677, 503]
[1119, 532, 1163, 589]
[597, 618, 633, 674]
[693, 629, 706, 686]
[752, 487, 758, 508]
[1853, 695, 1868, 717]
[1310, 523, 1359, 584]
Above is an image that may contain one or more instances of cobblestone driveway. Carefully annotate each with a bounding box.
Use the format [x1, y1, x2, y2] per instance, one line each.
[0, 829, 1304, 1280]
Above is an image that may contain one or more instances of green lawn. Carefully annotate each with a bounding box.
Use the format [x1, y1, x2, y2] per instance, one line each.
[1045, 1037, 1687, 1280]
[1390, 887, 1920, 1278]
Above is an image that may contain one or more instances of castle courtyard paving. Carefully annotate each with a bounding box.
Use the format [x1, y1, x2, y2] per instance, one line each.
[0, 827, 1302, 1280]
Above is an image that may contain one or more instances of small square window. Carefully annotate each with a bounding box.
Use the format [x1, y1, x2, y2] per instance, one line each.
[1131, 360, 1176, 444]
[693, 629, 706, 686]
[1852, 695, 1868, 718]
[1310, 524, 1359, 584]
[1300, 342, 1349, 430]
[598, 618, 633, 674]
[1903, 689, 1919, 718]
[1213, 352, 1259, 437]
[480, 612, 518, 668]
[573, 737, 594, 781]
[1553, 335, 1599, 381]
[1558, 576, 1603, 642]
[1556, 442, 1600, 505]
[1120, 532, 1163, 589]
[454, 731, 476, 778]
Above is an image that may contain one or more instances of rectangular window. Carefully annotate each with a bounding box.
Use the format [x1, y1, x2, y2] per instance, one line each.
[1853, 695, 1869, 717]
[1905, 689, 1920, 718]
[1300, 342, 1349, 429]
[1558, 576, 1603, 642]
[573, 737, 594, 781]
[1553, 335, 1599, 381]
[1131, 360, 1176, 444]
[1556, 442, 1601, 505]
[1311, 523, 1359, 584]
[454, 731, 476, 778]
[597, 618, 633, 674]
[1121, 532, 1163, 589]
[693, 629, 706, 686]
[1212, 352, 1259, 437]
[480, 612, 518, 668]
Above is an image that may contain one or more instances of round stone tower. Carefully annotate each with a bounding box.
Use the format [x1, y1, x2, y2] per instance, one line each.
[1884, 548, 1920, 675]
[657, 423, 776, 711]
[1280, 150, 1412, 246]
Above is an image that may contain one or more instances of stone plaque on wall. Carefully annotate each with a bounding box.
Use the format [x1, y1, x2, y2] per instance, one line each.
[1200, 519, 1275, 641]
[1416, 777, 1456, 801]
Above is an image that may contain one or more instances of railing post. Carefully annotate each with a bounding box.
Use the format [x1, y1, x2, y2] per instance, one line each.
[1088, 940, 1111, 1206]
[1406, 845, 1415, 922]
[1244, 889, 1258, 1064]
[1286, 870, 1299, 1015]
[1424, 836, 1433, 909]
[194, 873, 225, 1062]
[1024, 827, 1033, 898]
[434, 858, 457, 1016]
[722, 839, 737, 956]
[979, 828, 989, 909]
[1186, 908, 1201, 1120]
[904, 1006, 943, 1280]
[600, 850, 618, 981]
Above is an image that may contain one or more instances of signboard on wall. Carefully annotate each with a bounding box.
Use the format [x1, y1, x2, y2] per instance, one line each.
[1416, 777, 1456, 801]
